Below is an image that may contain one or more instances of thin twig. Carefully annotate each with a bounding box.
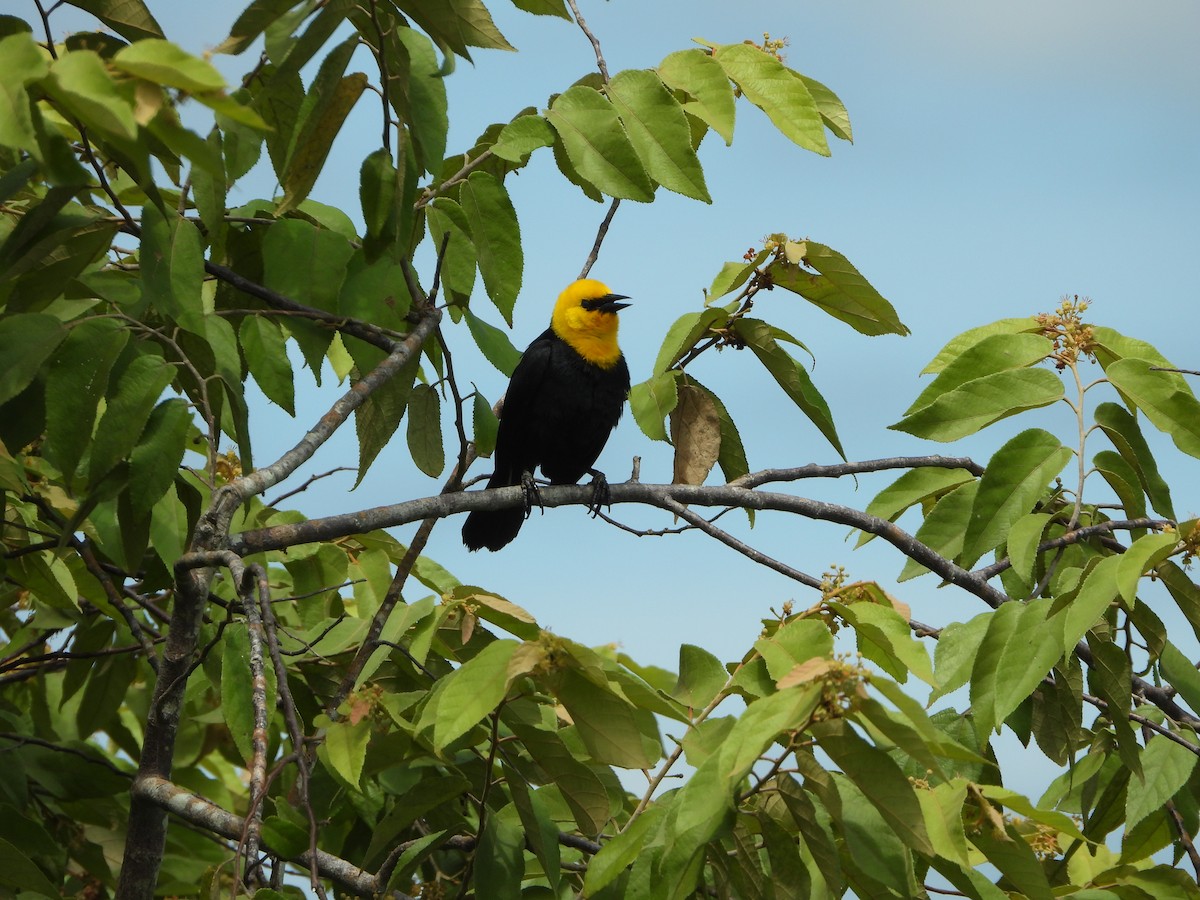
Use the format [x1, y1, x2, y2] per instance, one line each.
[565, 0, 610, 82]
[578, 197, 620, 280]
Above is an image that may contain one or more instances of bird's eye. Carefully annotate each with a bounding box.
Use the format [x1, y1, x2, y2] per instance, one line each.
[580, 297, 603, 311]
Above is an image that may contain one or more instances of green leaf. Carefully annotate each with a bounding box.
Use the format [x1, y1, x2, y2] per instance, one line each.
[0, 34, 46, 151]
[491, 114, 555, 162]
[1094, 401, 1174, 518]
[813, 719, 933, 855]
[463, 308, 521, 376]
[891, 368, 1064, 441]
[221, 622, 277, 766]
[474, 808, 524, 900]
[905, 333, 1054, 416]
[65, 0, 164, 41]
[1006, 512, 1053, 583]
[1159, 641, 1200, 715]
[583, 805, 664, 895]
[278, 37, 367, 213]
[503, 710, 611, 835]
[898, 481, 978, 581]
[43, 318, 128, 479]
[732, 317, 844, 458]
[630, 371, 678, 442]
[128, 398, 190, 510]
[359, 147, 397, 244]
[1105, 357, 1200, 460]
[862, 466, 977, 543]
[552, 666, 659, 769]
[354, 348, 420, 483]
[397, 0, 515, 61]
[795, 73, 852, 142]
[390, 26, 449, 174]
[1093, 449, 1148, 528]
[472, 391, 499, 457]
[970, 598, 1064, 738]
[712, 43, 828, 156]
[424, 639, 518, 751]
[239, 316, 295, 415]
[406, 383, 444, 478]
[1126, 734, 1198, 832]
[140, 204, 205, 334]
[1116, 531, 1179, 604]
[653, 307, 729, 375]
[1054, 554, 1120, 653]
[217, 0, 300, 55]
[657, 48, 736, 145]
[459, 171, 522, 324]
[922, 317, 1040, 374]
[262, 218, 355, 314]
[960, 429, 1072, 569]
[89, 353, 176, 484]
[323, 718, 370, 787]
[426, 199, 476, 302]
[672, 644, 728, 710]
[111, 39, 225, 92]
[44, 50, 137, 141]
[0, 313, 66, 407]
[767, 243, 907, 336]
[0, 835, 60, 896]
[607, 69, 710, 202]
[754, 617, 833, 683]
[545, 85, 654, 202]
[706, 251, 769, 302]
[828, 600, 935, 686]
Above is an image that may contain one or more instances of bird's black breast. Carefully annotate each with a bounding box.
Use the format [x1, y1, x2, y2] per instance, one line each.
[493, 328, 630, 486]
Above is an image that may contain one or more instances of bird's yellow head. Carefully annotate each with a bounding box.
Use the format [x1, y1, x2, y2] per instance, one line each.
[550, 278, 630, 369]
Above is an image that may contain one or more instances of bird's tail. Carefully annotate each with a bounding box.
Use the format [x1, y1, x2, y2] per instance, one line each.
[462, 470, 526, 551]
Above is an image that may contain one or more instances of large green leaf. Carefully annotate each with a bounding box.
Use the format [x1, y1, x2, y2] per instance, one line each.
[607, 69, 710, 202]
[905, 332, 1053, 415]
[395, 0, 514, 61]
[261, 218, 355, 313]
[1105, 357, 1200, 460]
[891, 368, 1064, 441]
[111, 39, 225, 92]
[767, 242, 907, 336]
[490, 114, 555, 162]
[545, 85, 653, 202]
[1094, 402, 1174, 518]
[652, 307, 729, 375]
[239, 315, 294, 415]
[459, 172, 522, 324]
[0, 313, 66, 408]
[960, 429, 1072, 569]
[43, 50, 136, 141]
[140, 204, 205, 334]
[732, 317, 844, 458]
[463, 308, 521, 376]
[970, 598, 1064, 738]
[629, 371, 678, 442]
[64, 0, 163, 41]
[278, 37, 366, 213]
[43, 318, 128, 480]
[657, 48, 735, 145]
[406, 383, 444, 478]
[128, 398, 191, 510]
[421, 639, 518, 751]
[711, 42, 828, 156]
[552, 666, 659, 769]
[88, 353, 176, 484]
[813, 719, 933, 855]
[898, 481, 979, 581]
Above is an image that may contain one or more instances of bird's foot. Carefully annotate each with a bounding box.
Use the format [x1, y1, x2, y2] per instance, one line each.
[520, 470, 543, 518]
[586, 469, 611, 518]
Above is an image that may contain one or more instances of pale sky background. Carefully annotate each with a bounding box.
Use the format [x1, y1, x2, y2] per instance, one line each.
[49, 0, 1200, 807]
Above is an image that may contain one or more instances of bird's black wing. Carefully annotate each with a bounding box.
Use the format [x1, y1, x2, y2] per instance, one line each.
[489, 328, 555, 487]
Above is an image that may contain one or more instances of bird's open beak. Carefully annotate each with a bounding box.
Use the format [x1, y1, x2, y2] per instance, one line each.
[597, 293, 631, 313]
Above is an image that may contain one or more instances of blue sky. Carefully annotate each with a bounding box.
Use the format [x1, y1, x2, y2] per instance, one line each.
[50, 0, 1200, 800]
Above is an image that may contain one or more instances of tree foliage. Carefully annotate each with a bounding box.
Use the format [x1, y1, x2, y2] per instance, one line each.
[1, 1, 1198, 898]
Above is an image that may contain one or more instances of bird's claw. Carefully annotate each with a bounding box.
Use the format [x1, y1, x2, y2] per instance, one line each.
[586, 469, 611, 518]
[520, 471, 543, 519]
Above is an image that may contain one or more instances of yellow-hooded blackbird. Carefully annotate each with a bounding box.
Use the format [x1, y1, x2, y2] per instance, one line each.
[462, 278, 631, 551]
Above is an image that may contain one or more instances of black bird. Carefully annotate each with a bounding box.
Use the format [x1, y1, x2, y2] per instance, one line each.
[462, 278, 631, 551]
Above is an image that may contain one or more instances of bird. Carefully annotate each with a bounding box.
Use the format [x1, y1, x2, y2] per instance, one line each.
[462, 278, 632, 551]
